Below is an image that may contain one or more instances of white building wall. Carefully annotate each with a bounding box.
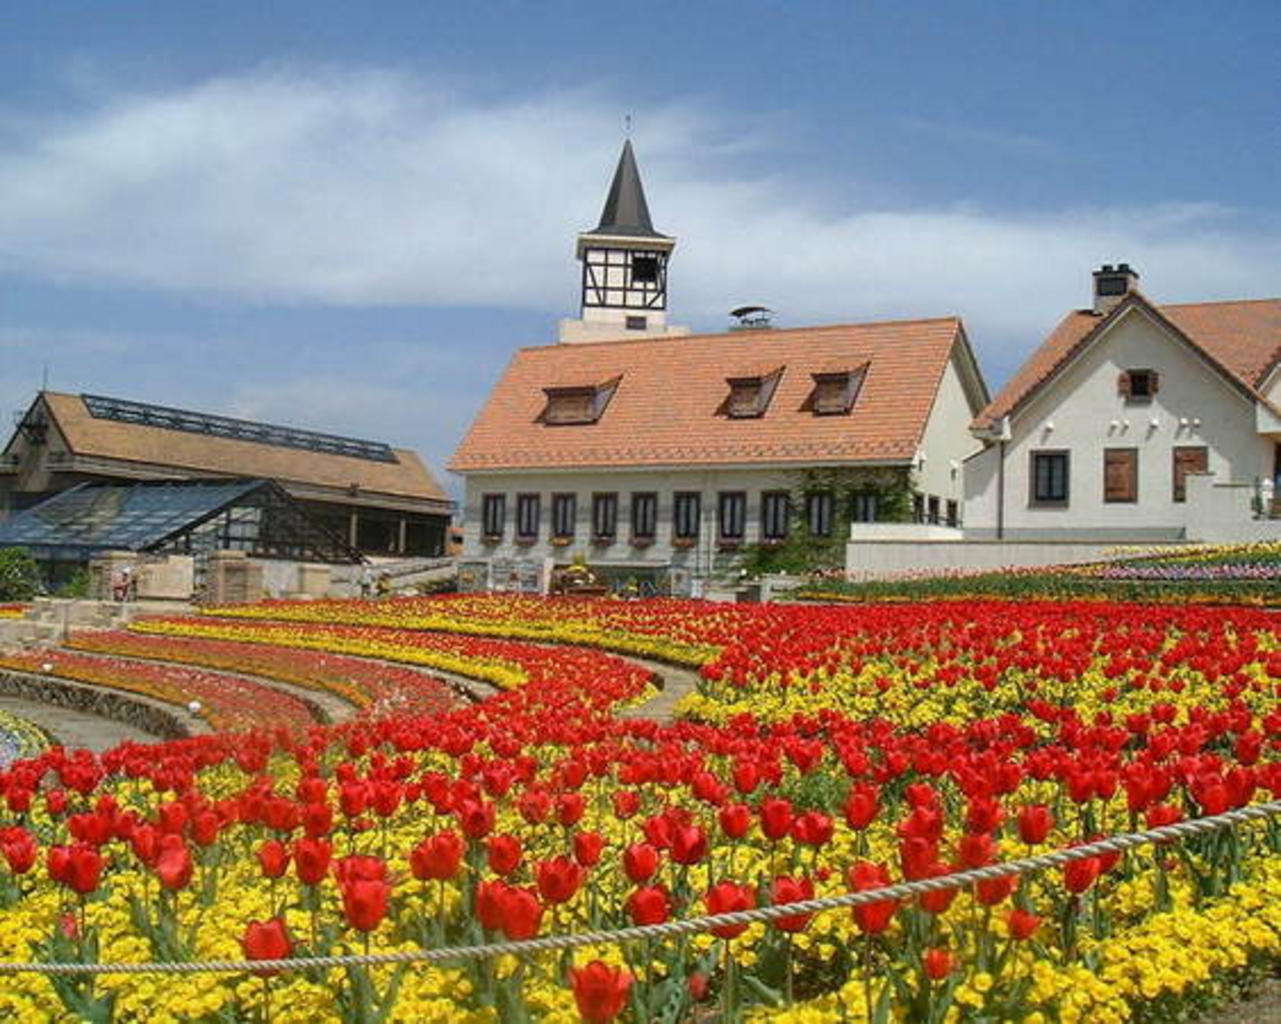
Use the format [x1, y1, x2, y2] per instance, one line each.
[916, 352, 984, 520]
[966, 307, 1273, 540]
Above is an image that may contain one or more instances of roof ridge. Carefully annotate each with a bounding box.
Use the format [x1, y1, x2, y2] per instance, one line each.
[1159, 297, 1281, 309]
[518, 316, 962, 354]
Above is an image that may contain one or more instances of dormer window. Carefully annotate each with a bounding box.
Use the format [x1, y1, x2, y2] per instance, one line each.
[809, 366, 866, 416]
[542, 376, 621, 425]
[723, 367, 783, 419]
[1118, 369, 1160, 403]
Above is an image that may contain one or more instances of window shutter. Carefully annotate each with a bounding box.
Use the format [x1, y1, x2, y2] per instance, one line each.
[1150, 371, 1161, 395]
[1104, 450, 1136, 503]
[1117, 372, 1131, 398]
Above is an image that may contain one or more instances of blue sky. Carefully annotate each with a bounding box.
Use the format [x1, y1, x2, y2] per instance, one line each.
[2, 2, 1278, 500]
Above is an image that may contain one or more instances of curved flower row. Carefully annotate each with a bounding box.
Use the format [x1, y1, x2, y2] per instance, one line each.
[67, 631, 462, 719]
[0, 707, 50, 767]
[0, 649, 318, 733]
[0, 604, 27, 620]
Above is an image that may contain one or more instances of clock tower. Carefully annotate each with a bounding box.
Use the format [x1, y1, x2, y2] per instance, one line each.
[559, 140, 689, 343]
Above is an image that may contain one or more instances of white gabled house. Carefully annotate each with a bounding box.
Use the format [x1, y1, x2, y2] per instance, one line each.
[965, 265, 1281, 542]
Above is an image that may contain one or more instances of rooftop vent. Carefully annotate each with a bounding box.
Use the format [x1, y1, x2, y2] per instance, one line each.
[729, 305, 773, 331]
[1092, 263, 1140, 316]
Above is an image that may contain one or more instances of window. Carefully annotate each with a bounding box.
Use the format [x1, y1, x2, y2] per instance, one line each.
[805, 491, 834, 537]
[625, 315, 647, 331]
[1118, 369, 1160, 402]
[723, 367, 784, 418]
[542, 377, 621, 425]
[718, 492, 747, 542]
[515, 494, 541, 540]
[851, 493, 878, 523]
[481, 494, 505, 539]
[809, 367, 865, 416]
[631, 492, 657, 541]
[762, 491, 791, 541]
[1172, 446, 1208, 503]
[591, 493, 618, 540]
[551, 493, 576, 539]
[673, 492, 701, 541]
[946, 500, 959, 527]
[927, 496, 941, 524]
[631, 255, 659, 284]
[1031, 451, 1070, 506]
[1103, 448, 1138, 503]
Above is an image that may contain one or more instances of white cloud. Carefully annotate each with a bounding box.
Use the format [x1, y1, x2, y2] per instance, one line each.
[0, 65, 1278, 360]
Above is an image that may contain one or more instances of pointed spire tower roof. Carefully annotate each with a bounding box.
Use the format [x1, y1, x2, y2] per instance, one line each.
[590, 140, 668, 238]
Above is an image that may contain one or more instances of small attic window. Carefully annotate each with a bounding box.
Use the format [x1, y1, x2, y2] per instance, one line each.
[542, 376, 621, 426]
[809, 366, 866, 416]
[724, 367, 784, 419]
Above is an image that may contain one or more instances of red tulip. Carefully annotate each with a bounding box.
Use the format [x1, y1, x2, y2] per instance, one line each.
[759, 797, 793, 842]
[340, 877, 391, 932]
[625, 885, 670, 925]
[790, 811, 834, 848]
[476, 879, 508, 932]
[242, 918, 292, 976]
[518, 788, 552, 824]
[411, 831, 466, 881]
[574, 831, 605, 868]
[849, 861, 898, 935]
[0, 827, 37, 875]
[258, 839, 289, 879]
[669, 825, 709, 865]
[1016, 804, 1055, 844]
[1063, 855, 1102, 894]
[456, 798, 496, 839]
[704, 880, 755, 939]
[555, 792, 585, 827]
[964, 796, 1004, 835]
[536, 855, 583, 904]
[487, 834, 524, 876]
[974, 873, 1017, 907]
[293, 837, 332, 886]
[923, 947, 954, 980]
[769, 875, 814, 933]
[497, 885, 543, 940]
[844, 783, 880, 830]
[957, 832, 996, 869]
[718, 803, 752, 840]
[1007, 907, 1043, 940]
[570, 960, 633, 1023]
[156, 835, 193, 891]
[612, 790, 640, 819]
[622, 843, 660, 884]
[917, 862, 959, 915]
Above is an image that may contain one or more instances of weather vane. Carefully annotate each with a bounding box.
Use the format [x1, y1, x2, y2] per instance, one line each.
[625, 114, 632, 137]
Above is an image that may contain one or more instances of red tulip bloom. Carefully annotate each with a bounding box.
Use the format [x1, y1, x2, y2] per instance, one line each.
[338, 781, 368, 818]
[704, 880, 755, 939]
[476, 879, 508, 932]
[1016, 804, 1055, 845]
[1063, 855, 1102, 894]
[51, 843, 102, 896]
[733, 760, 760, 795]
[497, 885, 543, 940]
[612, 790, 640, 820]
[770, 875, 814, 933]
[574, 831, 606, 868]
[957, 832, 996, 869]
[790, 811, 834, 848]
[456, 798, 496, 840]
[917, 862, 959, 915]
[923, 947, 954, 980]
[975, 873, 1017, 907]
[759, 797, 794, 842]
[340, 877, 391, 932]
[0, 827, 37, 875]
[156, 836, 193, 891]
[412, 831, 466, 881]
[1007, 907, 1043, 940]
[718, 803, 752, 840]
[536, 855, 583, 904]
[626, 885, 670, 925]
[965, 796, 1004, 835]
[1145, 803, 1182, 830]
[843, 783, 880, 830]
[293, 837, 332, 886]
[242, 918, 292, 976]
[669, 825, 709, 865]
[555, 792, 586, 827]
[849, 861, 899, 935]
[487, 834, 524, 876]
[258, 839, 289, 879]
[622, 843, 660, 884]
[517, 788, 552, 825]
[191, 810, 220, 847]
[570, 960, 633, 1024]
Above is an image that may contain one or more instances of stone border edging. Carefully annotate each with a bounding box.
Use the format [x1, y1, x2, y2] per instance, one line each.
[0, 670, 197, 741]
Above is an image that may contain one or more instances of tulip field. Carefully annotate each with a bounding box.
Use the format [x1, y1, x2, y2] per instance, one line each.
[0, 594, 1277, 1022]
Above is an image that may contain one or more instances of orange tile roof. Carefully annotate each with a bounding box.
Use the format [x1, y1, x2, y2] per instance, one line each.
[451, 318, 971, 471]
[973, 296, 1281, 430]
[41, 392, 449, 505]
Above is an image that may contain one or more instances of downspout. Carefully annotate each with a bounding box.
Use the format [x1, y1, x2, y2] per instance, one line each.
[996, 440, 1006, 540]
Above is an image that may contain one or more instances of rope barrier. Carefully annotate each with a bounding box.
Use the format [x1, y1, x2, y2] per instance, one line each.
[0, 798, 1276, 976]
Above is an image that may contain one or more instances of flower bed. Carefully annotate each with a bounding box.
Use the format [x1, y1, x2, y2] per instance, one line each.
[66, 632, 462, 718]
[0, 604, 28, 620]
[0, 707, 50, 765]
[0, 650, 319, 733]
[0, 596, 1272, 1021]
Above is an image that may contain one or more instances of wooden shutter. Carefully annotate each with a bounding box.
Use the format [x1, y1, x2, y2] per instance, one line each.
[1117, 372, 1131, 398]
[1104, 449, 1137, 503]
[1150, 371, 1161, 395]
[1172, 446, 1208, 502]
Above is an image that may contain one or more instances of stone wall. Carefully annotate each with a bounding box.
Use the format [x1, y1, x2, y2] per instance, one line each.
[0, 670, 193, 740]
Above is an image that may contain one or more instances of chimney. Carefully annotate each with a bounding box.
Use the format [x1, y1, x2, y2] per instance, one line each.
[1092, 263, 1139, 315]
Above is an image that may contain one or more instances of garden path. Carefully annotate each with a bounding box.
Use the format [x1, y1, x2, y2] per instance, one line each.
[0, 694, 153, 754]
